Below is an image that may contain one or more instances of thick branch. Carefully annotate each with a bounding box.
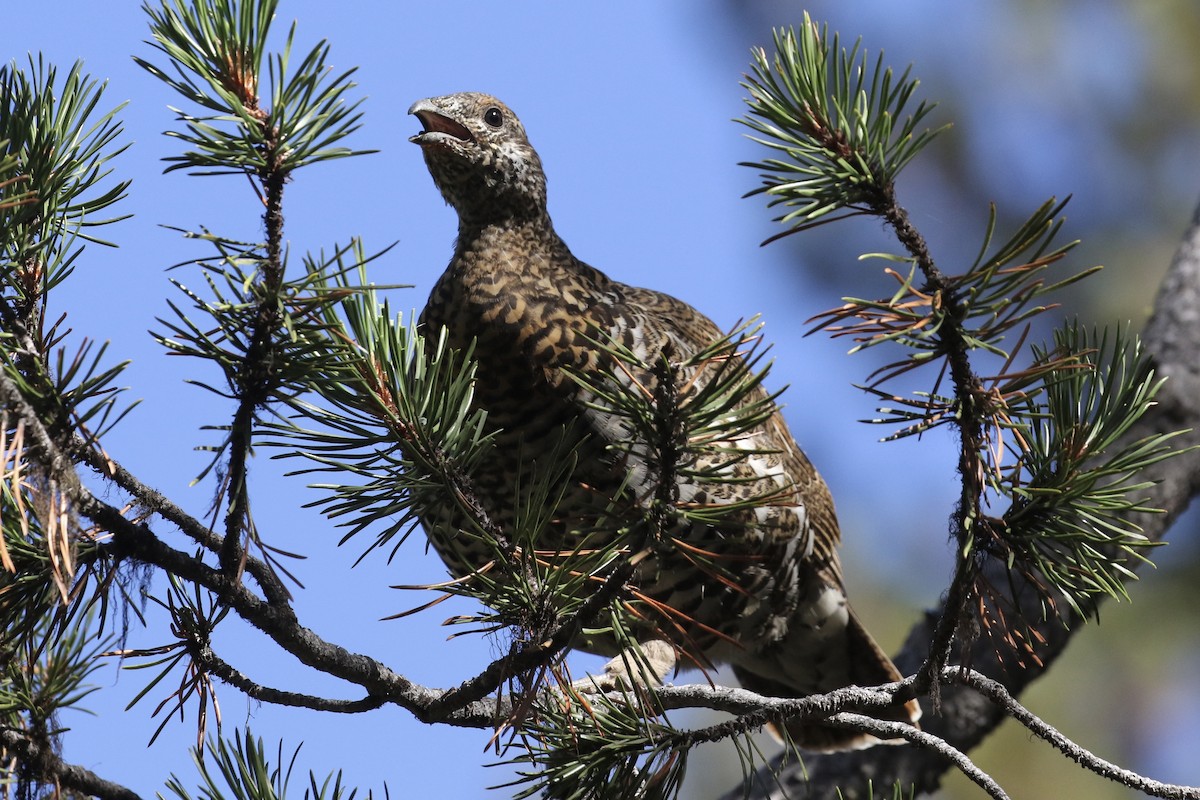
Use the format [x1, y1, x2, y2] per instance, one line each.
[95, 494, 517, 728]
[723, 198, 1200, 798]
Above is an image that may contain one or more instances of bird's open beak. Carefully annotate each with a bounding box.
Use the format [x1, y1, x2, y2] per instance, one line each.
[408, 100, 473, 146]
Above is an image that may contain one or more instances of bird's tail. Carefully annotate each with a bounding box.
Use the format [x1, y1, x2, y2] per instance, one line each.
[732, 608, 921, 752]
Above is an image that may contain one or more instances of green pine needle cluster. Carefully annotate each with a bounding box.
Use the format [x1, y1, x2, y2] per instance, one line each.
[0, 57, 135, 649]
[0, 619, 112, 745]
[152, 235, 376, 480]
[0, 57, 130, 257]
[267, 271, 494, 557]
[137, 0, 372, 176]
[819, 198, 1094, 393]
[567, 320, 787, 529]
[740, 16, 946, 235]
[995, 324, 1178, 618]
[129, 0, 375, 499]
[164, 729, 375, 800]
[507, 688, 687, 800]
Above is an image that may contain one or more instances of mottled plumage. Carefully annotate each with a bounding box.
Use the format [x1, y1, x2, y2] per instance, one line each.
[410, 91, 919, 749]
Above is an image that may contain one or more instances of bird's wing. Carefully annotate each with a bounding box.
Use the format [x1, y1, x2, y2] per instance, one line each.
[572, 280, 843, 566]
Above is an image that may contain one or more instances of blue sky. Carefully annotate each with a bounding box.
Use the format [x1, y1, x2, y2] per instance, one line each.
[8, 2, 1200, 798]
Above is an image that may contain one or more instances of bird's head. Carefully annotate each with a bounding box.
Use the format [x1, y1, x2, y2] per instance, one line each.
[409, 92, 547, 225]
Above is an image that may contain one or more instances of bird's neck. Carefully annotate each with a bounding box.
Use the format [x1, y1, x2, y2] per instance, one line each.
[453, 212, 576, 277]
[451, 189, 548, 230]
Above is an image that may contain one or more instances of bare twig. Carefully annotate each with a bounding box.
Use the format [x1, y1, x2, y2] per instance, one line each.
[826, 713, 1008, 800]
[953, 668, 1200, 800]
[191, 641, 388, 713]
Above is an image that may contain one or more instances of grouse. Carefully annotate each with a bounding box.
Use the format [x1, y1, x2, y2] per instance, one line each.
[409, 91, 919, 750]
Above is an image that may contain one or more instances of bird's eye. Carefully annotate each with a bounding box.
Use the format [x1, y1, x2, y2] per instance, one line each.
[483, 107, 503, 128]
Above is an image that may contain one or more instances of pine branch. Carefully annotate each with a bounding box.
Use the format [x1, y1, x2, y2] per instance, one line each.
[725, 198, 1200, 799]
[1, 354, 510, 736]
[827, 715, 1008, 800]
[725, 17, 1199, 798]
[134, 0, 372, 581]
[422, 559, 639, 722]
[742, 19, 1182, 724]
[866, 185, 989, 702]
